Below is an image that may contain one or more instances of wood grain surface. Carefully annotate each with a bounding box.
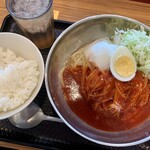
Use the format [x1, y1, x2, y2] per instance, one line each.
[0, 0, 150, 26]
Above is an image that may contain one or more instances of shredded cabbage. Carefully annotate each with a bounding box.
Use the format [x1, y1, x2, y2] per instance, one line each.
[113, 29, 150, 78]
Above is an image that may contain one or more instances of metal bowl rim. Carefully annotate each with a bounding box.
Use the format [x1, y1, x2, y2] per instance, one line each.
[45, 14, 150, 147]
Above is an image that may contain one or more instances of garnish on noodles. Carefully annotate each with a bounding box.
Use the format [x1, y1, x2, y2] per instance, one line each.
[60, 30, 150, 131]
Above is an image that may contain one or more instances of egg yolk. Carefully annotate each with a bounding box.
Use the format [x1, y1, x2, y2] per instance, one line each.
[114, 55, 135, 77]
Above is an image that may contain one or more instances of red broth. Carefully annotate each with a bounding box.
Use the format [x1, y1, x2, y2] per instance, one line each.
[62, 66, 150, 131]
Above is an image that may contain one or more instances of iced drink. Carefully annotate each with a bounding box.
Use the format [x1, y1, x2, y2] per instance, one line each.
[6, 0, 54, 49]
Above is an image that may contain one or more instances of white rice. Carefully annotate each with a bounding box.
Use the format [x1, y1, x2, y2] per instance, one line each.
[0, 47, 40, 112]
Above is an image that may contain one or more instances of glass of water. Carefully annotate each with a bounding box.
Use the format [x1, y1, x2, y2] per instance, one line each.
[6, 0, 54, 49]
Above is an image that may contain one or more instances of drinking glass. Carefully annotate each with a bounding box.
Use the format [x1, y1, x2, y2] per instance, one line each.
[6, 0, 54, 49]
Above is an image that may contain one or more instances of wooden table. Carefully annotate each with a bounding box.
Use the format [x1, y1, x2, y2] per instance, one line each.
[1, 0, 150, 26]
[0, 0, 150, 149]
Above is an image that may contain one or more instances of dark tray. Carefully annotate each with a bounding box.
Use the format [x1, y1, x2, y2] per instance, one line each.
[0, 15, 147, 150]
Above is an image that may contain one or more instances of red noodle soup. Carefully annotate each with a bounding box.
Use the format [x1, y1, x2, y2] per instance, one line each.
[61, 65, 150, 131]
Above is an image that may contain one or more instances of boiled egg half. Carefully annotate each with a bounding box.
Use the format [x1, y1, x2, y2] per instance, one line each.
[110, 46, 137, 82]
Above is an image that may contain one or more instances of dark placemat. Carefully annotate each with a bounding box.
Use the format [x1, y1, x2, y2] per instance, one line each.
[0, 15, 147, 150]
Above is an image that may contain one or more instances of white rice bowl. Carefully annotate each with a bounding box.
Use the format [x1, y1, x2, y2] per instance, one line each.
[0, 32, 44, 120]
